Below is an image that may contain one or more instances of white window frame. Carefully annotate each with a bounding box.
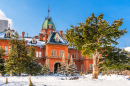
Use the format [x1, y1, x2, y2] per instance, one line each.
[39, 52, 41, 57]
[62, 50, 64, 56]
[75, 54, 77, 59]
[89, 64, 92, 70]
[59, 50, 62, 57]
[36, 51, 38, 57]
[51, 50, 53, 56]
[5, 46, 8, 54]
[54, 50, 57, 56]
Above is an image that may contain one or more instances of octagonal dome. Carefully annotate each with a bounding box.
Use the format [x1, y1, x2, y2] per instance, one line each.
[41, 17, 56, 30]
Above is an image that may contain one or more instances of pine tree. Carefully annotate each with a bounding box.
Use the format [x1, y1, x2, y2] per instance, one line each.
[0, 47, 5, 75]
[42, 59, 50, 75]
[66, 13, 127, 79]
[5, 32, 29, 76]
[59, 53, 66, 75]
[99, 47, 130, 74]
[25, 47, 42, 75]
[67, 56, 78, 76]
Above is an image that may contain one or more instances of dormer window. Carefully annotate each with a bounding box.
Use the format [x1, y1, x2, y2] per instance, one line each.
[7, 33, 10, 38]
[5, 30, 12, 38]
[48, 24, 52, 28]
[54, 33, 60, 42]
[31, 38, 37, 44]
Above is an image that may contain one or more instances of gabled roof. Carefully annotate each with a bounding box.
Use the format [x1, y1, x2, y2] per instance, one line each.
[47, 32, 68, 45]
[24, 38, 45, 47]
[0, 30, 15, 40]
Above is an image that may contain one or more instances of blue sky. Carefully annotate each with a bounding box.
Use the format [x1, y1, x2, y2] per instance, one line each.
[0, 0, 130, 48]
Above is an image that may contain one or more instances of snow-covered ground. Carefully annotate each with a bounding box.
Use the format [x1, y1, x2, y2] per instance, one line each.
[0, 74, 129, 86]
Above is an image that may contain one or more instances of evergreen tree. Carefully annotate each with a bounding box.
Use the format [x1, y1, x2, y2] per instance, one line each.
[25, 47, 42, 75]
[66, 13, 127, 79]
[0, 47, 5, 75]
[59, 53, 66, 75]
[67, 56, 78, 76]
[99, 46, 130, 73]
[42, 59, 50, 75]
[5, 32, 28, 76]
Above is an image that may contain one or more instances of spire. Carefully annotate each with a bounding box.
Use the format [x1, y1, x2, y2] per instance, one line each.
[48, 5, 50, 18]
[8, 24, 10, 30]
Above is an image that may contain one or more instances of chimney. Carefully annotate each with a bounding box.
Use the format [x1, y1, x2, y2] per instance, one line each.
[22, 32, 25, 38]
[39, 33, 43, 41]
[34, 35, 38, 39]
[60, 30, 63, 37]
[12, 29, 15, 32]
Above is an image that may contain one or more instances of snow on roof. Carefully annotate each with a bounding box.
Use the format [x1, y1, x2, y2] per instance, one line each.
[24, 38, 45, 47]
[0, 31, 5, 37]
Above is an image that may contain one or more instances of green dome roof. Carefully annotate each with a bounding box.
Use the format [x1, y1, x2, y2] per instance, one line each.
[41, 18, 56, 30]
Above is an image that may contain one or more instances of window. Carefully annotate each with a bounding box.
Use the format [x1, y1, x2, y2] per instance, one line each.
[68, 53, 70, 58]
[51, 50, 57, 56]
[72, 54, 75, 59]
[51, 50, 53, 56]
[59, 50, 62, 57]
[39, 52, 41, 57]
[81, 64, 84, 70]
[75, 54, 77, 59]
[33, 40, 35, 43]
[55, 37, 59, 42]
[54, 50, 57, 56]
[49, 30, 52, 35]
[62, 51, 64, 56]
[7, 33, 10, 37]
[89, 64, 92, 70]
[36, 51, 38, 57]
[81, 53, 84, 59]
[49, 25, 52, 28]
[5, 46, 8, 54]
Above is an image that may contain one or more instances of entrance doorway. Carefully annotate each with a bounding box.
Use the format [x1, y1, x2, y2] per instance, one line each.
[54, 62, 61, 73]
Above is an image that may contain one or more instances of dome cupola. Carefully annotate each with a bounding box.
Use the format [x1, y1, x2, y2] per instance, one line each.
[41, 17, 56, 30]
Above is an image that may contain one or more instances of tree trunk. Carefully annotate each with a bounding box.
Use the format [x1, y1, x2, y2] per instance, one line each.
[92, 50, 98, 79]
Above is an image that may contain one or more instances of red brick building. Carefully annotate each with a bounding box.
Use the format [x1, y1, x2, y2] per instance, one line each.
[0, 16, 95, 73]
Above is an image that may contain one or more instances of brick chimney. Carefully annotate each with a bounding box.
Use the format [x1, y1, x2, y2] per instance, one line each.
[34, 35, 38, 39]
[60, 30, 63, 37]
[22, 32, 25, 38]
[39, 33, 43, 41]
[12, 29, 15, 32]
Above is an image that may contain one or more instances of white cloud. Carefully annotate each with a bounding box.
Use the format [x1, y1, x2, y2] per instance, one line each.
[0, 9, 13, 28]
[124, 47, 130, 52]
